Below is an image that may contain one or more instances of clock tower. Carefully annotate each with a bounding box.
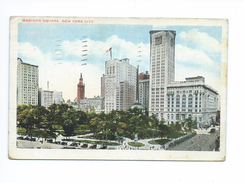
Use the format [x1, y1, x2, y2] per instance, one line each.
[77, 73, 85, 104]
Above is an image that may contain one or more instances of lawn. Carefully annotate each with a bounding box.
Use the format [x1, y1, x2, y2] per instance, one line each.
[168, 131, 185, 138]
[148, 139, 170, 145]
[128, 142, 145, 147]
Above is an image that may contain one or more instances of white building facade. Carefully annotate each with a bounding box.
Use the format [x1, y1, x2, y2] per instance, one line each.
[53, 90, 63, 104]
[38, 89, 63, 108]
[148, 30, 219, 127]
[38, 88, 54, 108]
[166, 76, 219, 127]
[139, 79, 150, 111]
[78, 96, 105, 113]
[17, 58, 39, 105]
[149, 30, 176, 119]
[105, 58, 137, 113]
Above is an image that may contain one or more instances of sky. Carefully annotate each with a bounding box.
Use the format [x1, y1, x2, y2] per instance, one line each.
[17, 22, 222, 101]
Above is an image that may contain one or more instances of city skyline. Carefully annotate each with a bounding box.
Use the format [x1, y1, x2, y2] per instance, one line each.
[17, 23, 222, 101]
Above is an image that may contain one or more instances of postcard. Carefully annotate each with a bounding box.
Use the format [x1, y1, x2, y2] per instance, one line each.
[9, 16, 228, 160]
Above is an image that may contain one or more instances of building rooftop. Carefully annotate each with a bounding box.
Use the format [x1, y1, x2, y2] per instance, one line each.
[149, 30, 176, 36]
[18, 58, 38, 67]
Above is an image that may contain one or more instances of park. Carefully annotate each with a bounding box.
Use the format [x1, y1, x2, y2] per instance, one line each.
[17, 103, 199, 150]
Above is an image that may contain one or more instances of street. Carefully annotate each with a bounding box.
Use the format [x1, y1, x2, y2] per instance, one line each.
[167, 128, 220, 151]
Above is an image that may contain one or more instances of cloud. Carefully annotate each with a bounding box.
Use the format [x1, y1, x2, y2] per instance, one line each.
[18, 36, 150, 101]
[61, 35, 150, 72]
[175, 64, 221, 94]
[18, 42, 50, 64]
[176, 44, 214, 66]
[178, 28, 221, 54]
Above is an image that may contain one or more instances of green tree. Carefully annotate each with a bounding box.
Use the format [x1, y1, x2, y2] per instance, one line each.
[61, 108, 78, 137]
[77, 111, 88, 125]
[184, 117, 196, 133]
[89, 117, 103, 139]
[17, 104, 47, 139]
[158, 118, 170, 139]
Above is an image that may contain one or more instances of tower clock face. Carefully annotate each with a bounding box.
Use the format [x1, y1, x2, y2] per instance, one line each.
[155, 36, 162, 45]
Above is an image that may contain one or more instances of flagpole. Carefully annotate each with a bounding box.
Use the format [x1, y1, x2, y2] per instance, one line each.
[110, 48, 112, 60]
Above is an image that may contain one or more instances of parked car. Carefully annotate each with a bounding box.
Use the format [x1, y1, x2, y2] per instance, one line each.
[63, 146, 76, 149]
[24, 136, 30, 140]
[70, 142, 78, 147]
[81, 144, 88, 148]
[89, 145, 97, 149]
[209, 128, 216, 133]
[47, 139, 53, 143]
[30, 138, 36, 141]
[17, 137, 24, 140]
[61, 142, 67, 145]
[99, 145, 107, 149]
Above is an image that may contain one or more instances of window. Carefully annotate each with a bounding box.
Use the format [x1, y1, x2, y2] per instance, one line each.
[155, 36, 162, 45]
[182, 95, 186, 108]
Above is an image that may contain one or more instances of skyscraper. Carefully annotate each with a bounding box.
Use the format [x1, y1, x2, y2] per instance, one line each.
[77, 73, 85, 104]
[101, 74, 105, 98]
[139, 72, 150, 113]
[38, 88, 54, 108]
[149, 30, 176, 119]
[149, 30, 219, 127]
[105, 58, 137, 113]
[17, 58, 39, 105]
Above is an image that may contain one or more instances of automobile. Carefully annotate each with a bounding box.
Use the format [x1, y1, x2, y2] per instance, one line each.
[47, 139, 53, 143]
[61, 142, 67, 145]
[54, 141, 61, 144]
[24, 136, 30, 140]
[17, 136, 24, 140]
[99, 145, 107, 149]
[89, 144, 97, 149]
[209, 128, 216, 133]
[30, 138, 36, 141]
[70, 142, 78, 147]
[63, 146, 76, 149]
[81, 144, 88, 148]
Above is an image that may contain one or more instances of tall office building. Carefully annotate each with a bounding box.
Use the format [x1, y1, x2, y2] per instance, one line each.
[38, 88, 54, 108]
[105, 58, 137, 113]
[17, 58, 39, 105]
[149, 30, 176, 119]
[101, 74, 105, 98]
[139, 72, 150, 112]
[139, 71, 150, 80]
[77, 73, 85, 104]
[148, 30, 219, 127]
[53, 90, 63, 104]
[38, 89, 63, 108]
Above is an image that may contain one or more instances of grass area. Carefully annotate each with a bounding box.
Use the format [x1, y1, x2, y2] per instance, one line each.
[148, 139, 170, 145]
[128, 142, 145, 147]
[168, 131, 185, 139]
[79, 124, 89, 130]
[74, 129, 90, 135]
[169, 133, 196, 147]
[17, 127, 26, 135]
[17, 127, 56, 138]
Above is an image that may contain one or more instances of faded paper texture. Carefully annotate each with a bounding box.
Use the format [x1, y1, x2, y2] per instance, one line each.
[9, 16, 228, 160]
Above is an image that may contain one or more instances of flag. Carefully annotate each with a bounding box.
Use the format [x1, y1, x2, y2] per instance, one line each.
[106, 47, 112, 52]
